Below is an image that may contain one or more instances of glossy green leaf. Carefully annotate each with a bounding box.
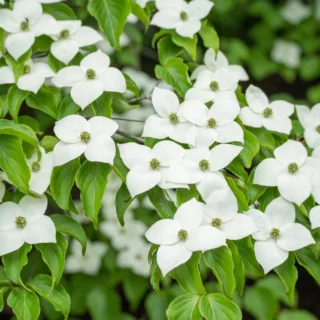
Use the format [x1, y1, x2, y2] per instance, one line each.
[131, 1, 149, 30]
[278, 310, 318, 320]
[167, 294, 201, 320]
[176, 185, 199, 206]
[7, 85, 30, 120]
[158, 36, 183, 65]
[123, 73, 140, 98]
[249, 127, 275, 150]
[57, 94, 80, 119]
[226, 177, 249, 212]
[228, 241, 245, 295]
[149, 251, 162, 296]
[247, 167, 267, 205]
[0, 287, 8, 312]
[172, 32, 197, 61]
[240, 129, 260, 168]
[116, 182, 134, 226]
[40, 136, 59, 152]
[4, 50, 32, 81]
[42, 3, 77, 20]
[199, 21, 219, 53]
[147, 186, 176, 218]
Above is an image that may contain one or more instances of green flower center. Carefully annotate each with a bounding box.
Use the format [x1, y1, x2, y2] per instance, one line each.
[180, 11, 188, 21]
[80, 131, 91, 143]
[288, 162, 299, 174]
[59, 29, 70, 40]
[211, 218, 222, 228]
[23, 65, 31, 74]
[178, 229, 188, 240]
[207, 117, 217, 128]
[263, 107, 273, 118]
[20, 21, 29, 31]
[169, 113, 179, 124]
[210, 81, 219, 92]
[15, 216, 27, 228]
[316, 125, 320, 134]
[149, 158, 160, 170]
[86, 69, 96, 80]
[199, 159, 210, 171]
[270, 228, 280, 238]
[31, 161, 41, 172]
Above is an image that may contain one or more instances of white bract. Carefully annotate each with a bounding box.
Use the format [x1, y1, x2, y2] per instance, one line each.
[202, 188, 256, 240]
[296, 104, 320, 149]
[142, 87, 197, 145]
[191, 49, 248, 81]
[247, 197, 314, 273]
[281, 0, 311, 25]
[165, 144, 243, 201]
[53, 115, 118, 166]
[182, 91, 243, 147]
[49, 20, 102, 64]
[0, 0, 58, 60]
[254, 140, 320, 205]
[310, 206, 320, 229]
[185, 68, 239, 103]
[65, 240, 107, 275]
[96, 32, 130, 56]
[52, 50, 126, 109]
[239, 85, 294, 134]
[0, 195, 56, 256]
[118, 140, 187, 197]
[151, 0, 213, 38]
[145, 198, 226, 276]
[271, 40, 301, 69]
[311, 148, 320, 204]
[27, 147, 53, 195]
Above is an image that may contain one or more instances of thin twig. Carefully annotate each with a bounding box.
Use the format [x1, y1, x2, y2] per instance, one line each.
[112, 117, 145, 123]
[128, 95, 152, 105]
[115, 130, 144, 144]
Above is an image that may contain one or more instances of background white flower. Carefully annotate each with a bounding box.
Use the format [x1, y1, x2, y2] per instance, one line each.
[96, 32, 130, 56]
[309, 206, 320, 229]
[0, 65, 15, 86]
[271, 40, 301, 69]
[281, 0, 311, 25]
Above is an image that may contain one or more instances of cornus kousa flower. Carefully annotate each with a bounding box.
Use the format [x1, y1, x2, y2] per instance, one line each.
[151, 0, 214, 38]
[53, 115, 118, 166]
[119, 141, 187, 197]
[191, 49, 249, 81]
[239, 85, 294, 134]
[296, 104, 320, 148]
[309, 206, 320, 229]
[49, 20, 102, 65]
[0, 195, 56, 256]
[182, 91, 243, 147]
[145, 198, 226, 276]
[254, 140, 320, 205]
[311, 147, 320, 204]
[0, 0, 58, 60]
[185, 68, 239, 103]
[202, 189, 256, 241]
[52, 50, 126, 109]
[246, 197, 314, 273]
[142, 87, 197, 145]
[165, 144, 243, 201]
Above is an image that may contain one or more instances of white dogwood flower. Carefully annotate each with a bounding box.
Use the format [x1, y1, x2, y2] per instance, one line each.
[119, 140, 187, 197]
[151, 0, 214, 38]
[0, 195, 56, 256]
[142, 87, 197, 145]
[0, 65, 14, 86]
[52, 50, 126, 109]
[49, 20, 102, 64]
[281, 0, 311, 25]
[310, 206, 320, 229]
[145, 198, 226, 276]
[296, 104, 320, 149]
[53, 115, 118, 166]
[0, 0, 58, 60]
[185, 68, 239, 103]
[165, 144, 243, 201]
[247, 197, 315, 273]
[191, 49, 248, 81]
[271, 40, 301, 69]
[203, 188, 256, 240]
[239, 85, 294, 134]
[311, 147, 320, 204]
[254, 140, 320, 205]
[182, 91, 243, 147]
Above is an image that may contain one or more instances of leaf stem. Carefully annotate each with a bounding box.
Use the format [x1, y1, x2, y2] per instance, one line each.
[115, 130, 144, 144]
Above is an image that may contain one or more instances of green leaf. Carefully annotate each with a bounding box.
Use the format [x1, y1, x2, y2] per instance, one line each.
[278, 310, 318, 320]
[57, 94, 80, 119]
[247, 168, 267, 205]
[170, 252, 206, 295]
[123, 273, 148, 310]
[7, 287, 40, 320]
[50, 159, 81, 211]
[199, 21, 219, 53]
[0, 287, 8, 312]
[0, 266, 11, 286]
[226, 156, 248, 182]
[115, 183, 134, 226]
[123, 73, 140, 98]
[2, 243, 32, 288]
[226, 177, 249, 212]
[18, 116, 41, 134]
[158, 36, 183, 65]
[150, 253, 162, 296]
[0, 136, 30, 194]
[76, 161, 112, 228]
[88, 0, 131, 49]
[130, 1, 149, 30]
[50, 214, 87, 255]
[113, 146, 129, 182]
[4, 50, 32, 81]
[228, 241, 245, 295]
[172, 33, 197, 61]
[42, 3, 77, 20]
[35, 233, 68, 286]
[167, 294, 201, 320]
[240, 129, 260, 168]
[111, 92, 138, 113]
[90, 92, 113, 117]
[7, 85, 30, 120]
[155, 58, 192, 97]
[203, 246, 235, 298]
[147, 186, 176, 218]
[199, 294, 242, 320]
[28, 274, 70, 319]
[248, 127, 275, 150]
[40, 136, 59, 152]
[176, 185, 199, 206]
[145, 291, 168, 320]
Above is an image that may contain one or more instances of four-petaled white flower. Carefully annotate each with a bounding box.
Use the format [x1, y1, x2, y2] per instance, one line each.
[145, 198, 226, 276]
[191, 49, 249, 81]
[247, 197, 315, 273]
[310, 206, 320, 229]
[280, 0, 311, 25]
[311, 147, 320, 204]
[151, 0, 214, 38]
[254, 140, 320, 205]
[182, 91, 243, 147]
[0, 0, 58, 60]
[202, 188, 256, 240]
[53, 115, 118, 166]
[165, 144, 243, 201]
[0, 195, 56, 256]
[296, 104, 320, 149]
[49, 20, 102, 64]
[142, 87, 197, 145]
[52, 50, 126, 109]
[185, 68, 239, 103]
[119, 141, 187, 197]
[239, 85, 294, 134]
